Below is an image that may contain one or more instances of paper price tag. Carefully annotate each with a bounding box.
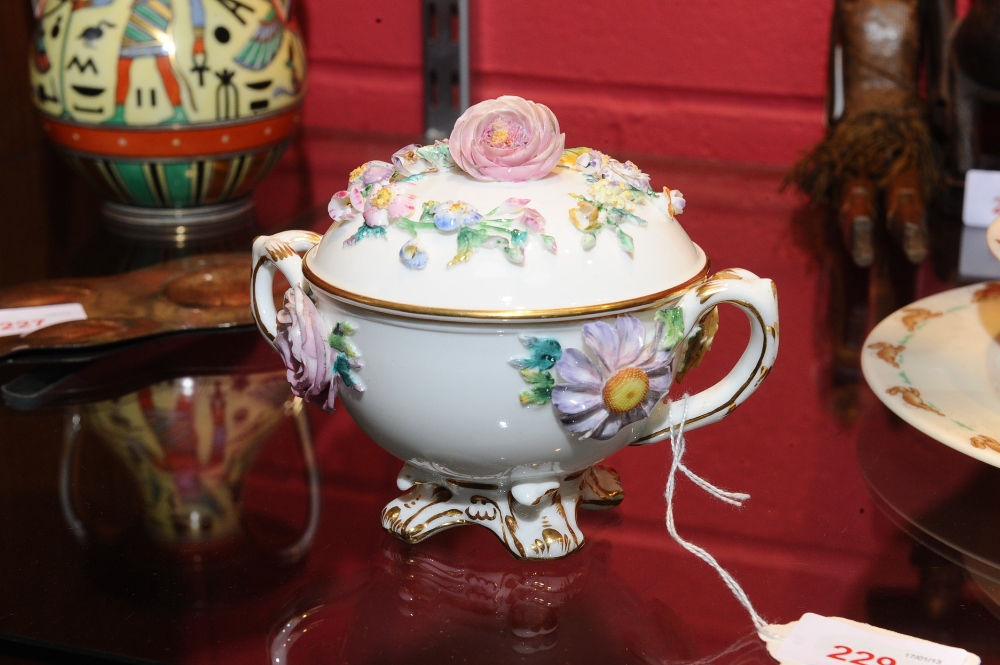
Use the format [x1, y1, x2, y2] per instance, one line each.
[774, 614, 972, 665]
[0, 303, 87, 338]
[962, 169, 1000, 228]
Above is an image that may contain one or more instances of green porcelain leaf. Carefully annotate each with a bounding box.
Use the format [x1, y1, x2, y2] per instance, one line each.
[510, 336, 562, 405]
[343, 224, 387, 247]
[616, 228, 634, 254]
[448, 226, 490, 265]
[656, 307, 685, 350]
[329, 322, 360, 357]
[510, 336, 561, 371]
[395, 218, 419, 237]
[503, 244, 526, 264]
[519, 370, 556, 405]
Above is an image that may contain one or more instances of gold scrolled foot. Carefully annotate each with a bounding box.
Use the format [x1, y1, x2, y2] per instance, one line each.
[579, 464, 624, 510]
[381, 482, 464, 544]
[380, 465, 591, 560]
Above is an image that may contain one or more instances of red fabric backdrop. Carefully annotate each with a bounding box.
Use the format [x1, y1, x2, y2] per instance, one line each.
[298, 0, 833, 166]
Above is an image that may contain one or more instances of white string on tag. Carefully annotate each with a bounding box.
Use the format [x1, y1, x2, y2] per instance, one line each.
[665, 397, 782, 643]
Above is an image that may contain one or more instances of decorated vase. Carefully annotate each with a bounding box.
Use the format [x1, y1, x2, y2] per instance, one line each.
[28, 0, 305, 209]
[62, 371, 319, 562]
[250, 96, 780, 560]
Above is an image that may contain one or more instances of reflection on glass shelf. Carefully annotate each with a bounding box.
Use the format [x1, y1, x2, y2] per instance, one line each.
[267, 533, 768, 665]
[58, 371, 322, 607]
[66, 372, 296, 545]
[858, 402, 1000, 582]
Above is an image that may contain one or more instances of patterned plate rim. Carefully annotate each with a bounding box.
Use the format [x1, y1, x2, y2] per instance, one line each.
[861, 281, 1000, 468]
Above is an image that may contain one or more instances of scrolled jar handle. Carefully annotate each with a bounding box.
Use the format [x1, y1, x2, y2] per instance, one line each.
[251, 231, 322, 345]
[633, 268, 779, 445]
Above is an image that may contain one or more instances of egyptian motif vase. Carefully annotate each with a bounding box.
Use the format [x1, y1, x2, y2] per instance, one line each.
[66, 372, 307, 545]
[251, 97, 780, 560]
[28, 0, 306, 208]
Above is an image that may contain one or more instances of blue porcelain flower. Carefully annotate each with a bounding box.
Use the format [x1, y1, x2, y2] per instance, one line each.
[432, 201, 483, 231]
[399, 239, 428, 269]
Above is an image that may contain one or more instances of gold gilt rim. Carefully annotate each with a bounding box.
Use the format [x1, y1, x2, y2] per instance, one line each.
[301, 255, 711, 321]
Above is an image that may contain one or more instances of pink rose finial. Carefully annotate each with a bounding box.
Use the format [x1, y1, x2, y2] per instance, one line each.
[449, 96, 566, 182]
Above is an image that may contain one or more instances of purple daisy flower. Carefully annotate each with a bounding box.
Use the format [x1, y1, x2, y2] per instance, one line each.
[552, 315, 673, 440]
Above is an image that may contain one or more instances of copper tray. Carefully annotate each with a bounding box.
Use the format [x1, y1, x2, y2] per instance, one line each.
[0, 253, 273, 363]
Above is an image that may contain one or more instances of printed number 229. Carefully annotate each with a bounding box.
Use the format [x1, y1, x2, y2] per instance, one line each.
[828, 645, 896, 665]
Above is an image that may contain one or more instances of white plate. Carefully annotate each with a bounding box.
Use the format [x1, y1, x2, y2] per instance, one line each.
[862, 282, 1000, 468]
[988, 217, 1000, 263]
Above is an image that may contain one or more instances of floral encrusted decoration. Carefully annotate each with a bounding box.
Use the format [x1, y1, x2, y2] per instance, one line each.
[653, 304, 718, 383]
[326, 98, 687, 267]
[397, 198, 556, 266]
[329, 143, 557, 269]
[559, 147, 686, 254]
[547, 304, 713, 440]
[552, 315, 673, 440]
[275, 286, 366, 413]
[449, 96, 565, 182]
[509, 336, 563, 405]
[676, 306, 718, 384]
[392, 141, 456, 176]
[656, 187, 686, 220]
[328, 321, 366, 393]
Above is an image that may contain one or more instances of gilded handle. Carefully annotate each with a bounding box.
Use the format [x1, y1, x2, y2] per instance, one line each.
[250, 230, 321, 344]
[634, 268, 779, 445]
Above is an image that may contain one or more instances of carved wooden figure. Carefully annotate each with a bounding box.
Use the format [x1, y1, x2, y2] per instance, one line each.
[788, 0, 944, 268]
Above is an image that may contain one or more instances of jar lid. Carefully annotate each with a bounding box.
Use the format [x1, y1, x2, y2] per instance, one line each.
[303, 97, 708, 319]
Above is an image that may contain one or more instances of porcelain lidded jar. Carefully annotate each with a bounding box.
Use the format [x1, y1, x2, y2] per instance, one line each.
[28, 0, 305, 210]
[251, 97, 779, 560]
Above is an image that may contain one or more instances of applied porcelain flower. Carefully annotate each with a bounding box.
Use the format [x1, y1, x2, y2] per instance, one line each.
[587, 179, 638, 211]
[654, 187, 686, 220]
[362, 182, 416, 228]
[667, 189, 686, 218]
[603, 159, 651, 193]
[552, 315, 672, 441]
[573, 149, 606, 176]
[519, 207, 546, 234]
[569, 200, 602, 233]
[449, 96, 566, 182]
[328, 190, 360, 224]
[347, 160, 395, 209]
[392, 144, 435, 177]
[431, 200, 483, 231]
[399, 239, 428, 269]
[275, 286, 338, 413]
[349, 160, 395, 187]
[416, 140, 457, 171]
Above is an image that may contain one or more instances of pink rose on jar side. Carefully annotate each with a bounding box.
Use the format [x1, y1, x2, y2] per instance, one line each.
[275, 286, 337, 413]
[449, 96, 566, 182]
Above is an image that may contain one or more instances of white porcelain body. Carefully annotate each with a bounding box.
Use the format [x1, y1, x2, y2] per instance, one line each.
[254, 231, 777, 481]
[251, 231, 778, 558]
[326, 298, 674, 483]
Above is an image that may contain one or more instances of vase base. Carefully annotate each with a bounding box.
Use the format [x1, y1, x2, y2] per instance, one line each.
[381, 464, 624, 560]
[101, 197, 255, 243]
